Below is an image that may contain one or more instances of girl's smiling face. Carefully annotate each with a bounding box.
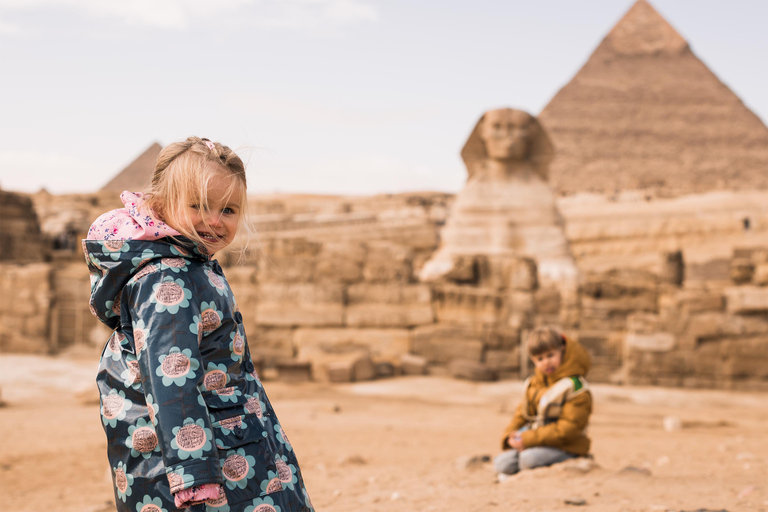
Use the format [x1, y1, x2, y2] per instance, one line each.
[177, 168, 244, 254]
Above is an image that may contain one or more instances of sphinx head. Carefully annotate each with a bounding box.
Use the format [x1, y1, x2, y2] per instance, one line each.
[480, 109, 533, 162]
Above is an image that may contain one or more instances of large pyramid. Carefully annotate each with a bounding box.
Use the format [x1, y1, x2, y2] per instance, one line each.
[100, 142, 162, 192]
[539, 0, 768, 197]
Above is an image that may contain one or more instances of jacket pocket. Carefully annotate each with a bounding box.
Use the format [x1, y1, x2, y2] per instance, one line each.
[211, 414, 267, 450]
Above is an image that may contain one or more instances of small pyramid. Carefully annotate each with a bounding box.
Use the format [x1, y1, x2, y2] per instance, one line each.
[539, 0, 768, 196]
[100, 142, 162, 192]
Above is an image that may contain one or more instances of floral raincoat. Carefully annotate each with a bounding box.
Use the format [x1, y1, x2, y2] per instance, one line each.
[84, 237, 314, 512]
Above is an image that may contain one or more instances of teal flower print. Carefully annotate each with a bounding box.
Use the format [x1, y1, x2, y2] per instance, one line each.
[135, 495, 168, 512]
[132, 319, 149, 356]
[104, 331, 126, 361]
[303, 486, 315, 512]
[204, 484, 231, 512]
[113, 461, 134, 502]
[273, 423, 293, 451]
[221, 448, 257, 490]
[120, 354, 142, 389]
[203, 362, 229, 391]
[229, 331, 245, 362]
[171, 418, 213, 460]
[243, 396, 266, 424]
[214, 386, 242, 404]
[170, 244, 191, 257]
[267, 453, 297, 491]
[245, 367, 263, 388]
[160, 257, 189, 273]
[189, 301, 223, 336]
[244, 496, 281, 512]
[155, 347, 199, 387]
[166, 466, 195, 493]
[131, 249, 158, 272]
[125, 418, 160, 459]
[101, 389, 133, 428]
[145, 393, 159, 426]
[204, 267, 228, 296]
[102, 240, 131, 261]
[150, 276, 192, 313]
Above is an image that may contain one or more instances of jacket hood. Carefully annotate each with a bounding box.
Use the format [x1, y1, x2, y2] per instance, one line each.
[82, 237, 209, 329]
[537, 337, 591, 383]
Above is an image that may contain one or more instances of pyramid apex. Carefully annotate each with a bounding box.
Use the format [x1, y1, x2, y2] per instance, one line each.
[602, 0, 688, 57]
[100, 142, 163, 192]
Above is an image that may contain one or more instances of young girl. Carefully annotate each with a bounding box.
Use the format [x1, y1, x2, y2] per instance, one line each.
[84, 137, 314, 512]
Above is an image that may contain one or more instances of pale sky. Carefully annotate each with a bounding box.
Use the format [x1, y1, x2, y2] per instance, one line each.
[1, 0, 766, 196]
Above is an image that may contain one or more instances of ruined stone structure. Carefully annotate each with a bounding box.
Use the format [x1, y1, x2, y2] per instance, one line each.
[1, 0, 766, 390]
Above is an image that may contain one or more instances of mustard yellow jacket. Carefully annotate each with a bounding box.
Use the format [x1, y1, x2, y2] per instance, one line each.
[501, 338, 592, 456]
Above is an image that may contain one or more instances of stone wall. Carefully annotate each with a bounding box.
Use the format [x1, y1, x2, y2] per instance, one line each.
[0, 263, 52, 352]
[0, 190, 45, 262]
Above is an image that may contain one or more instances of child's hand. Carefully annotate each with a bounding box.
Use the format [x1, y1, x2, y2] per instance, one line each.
[508, 433, 525, 451]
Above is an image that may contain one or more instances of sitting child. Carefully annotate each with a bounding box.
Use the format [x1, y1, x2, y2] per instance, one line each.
[495, 326, 592, 476]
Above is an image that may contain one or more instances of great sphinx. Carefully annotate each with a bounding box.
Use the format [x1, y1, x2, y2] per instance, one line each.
[420, 108, 578, 285]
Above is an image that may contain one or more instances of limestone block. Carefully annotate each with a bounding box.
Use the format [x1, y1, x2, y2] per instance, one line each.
[256, 283, 344, 327]
[730, 257, 754, 284]
[753, 264, 768, 286]
[509, 291, 535, 313]
[325, 356, 376, 383]
[725, 286, 768, 314]
[626, 312, 660, 333]
[399, 353, 428, 375]
[363, 242, 413, 283]
[509, 258, 538, 291]
[257, 238, 321, 283]
[410, 325, 484, 364]
[484, 348, 521, 372]
[346, 284, 433, 328]
[293, 328, 409, 361]
[326, 361, 354, 383]
[316, 242, 365, 283]
[248, 327, 295, 363]
[448, 359, 497, 382]
[275, 360, 312, 382]
[534, 287, 560, 314]
[374, 361, 396, 378]
[626, 332, 676, 352]
[433, 285, 502, 326]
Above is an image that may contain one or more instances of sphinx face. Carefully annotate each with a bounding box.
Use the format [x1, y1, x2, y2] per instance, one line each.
[480, 109, 532, 161]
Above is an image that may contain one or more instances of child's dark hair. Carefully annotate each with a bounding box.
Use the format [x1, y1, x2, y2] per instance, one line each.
[526, 326, 566, 356]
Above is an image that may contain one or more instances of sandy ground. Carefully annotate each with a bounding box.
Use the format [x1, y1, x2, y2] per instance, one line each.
[1, 353, 766, 512]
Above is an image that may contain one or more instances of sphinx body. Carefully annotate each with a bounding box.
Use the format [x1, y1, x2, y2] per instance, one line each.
[421, 109, 577, 285]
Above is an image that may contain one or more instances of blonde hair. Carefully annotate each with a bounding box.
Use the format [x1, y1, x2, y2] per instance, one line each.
[526, 326, 566, 357]
[142, 136, 251, 253]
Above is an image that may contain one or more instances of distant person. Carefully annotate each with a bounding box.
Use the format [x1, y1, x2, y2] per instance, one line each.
[84, 137, 314, 511]
[494, 327, 592, 478]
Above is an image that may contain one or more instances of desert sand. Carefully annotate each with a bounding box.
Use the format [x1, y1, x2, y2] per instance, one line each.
[0, 353, 766, 512]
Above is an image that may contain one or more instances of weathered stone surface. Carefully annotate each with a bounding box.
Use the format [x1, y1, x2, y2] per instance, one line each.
[294, 328, 409, 361]
[275, 360, 312, 382]
[626, 332, 676, 352]
[346, 284, 433, 328]
[753, 264, 768, 286]
[484, 348, 521, 373]
[724, 286, 768, 313]
[410, 325, 484, 364]
[448, 359, 497, 381]
[325, 356, 376, 383]
[509, 258, 538, 291]
[248, 327, 295, 364]
[433, 286, 502, 326]
[256, 283, 344, 327]
[399, 354, 428, 375]
[315, 242, 365, 283]
[0, 263, 52, 353]
[363, 242, 413, 283]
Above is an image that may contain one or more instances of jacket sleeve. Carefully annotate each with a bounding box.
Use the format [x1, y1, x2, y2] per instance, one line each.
[128, 269, 223, 494]
[500, 400, 529, 449]
[520, 390, 592, 449]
